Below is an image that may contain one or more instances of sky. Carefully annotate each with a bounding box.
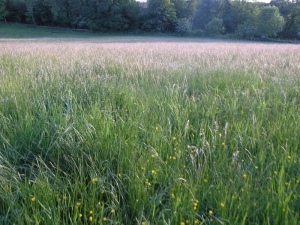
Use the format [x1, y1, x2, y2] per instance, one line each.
[136, 0, 271, 2]
[251, 0, 271, 2]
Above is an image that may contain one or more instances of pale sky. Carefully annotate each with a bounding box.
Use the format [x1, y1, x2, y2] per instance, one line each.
[251, 0, 271, 2]
[136, 0, 271, 2]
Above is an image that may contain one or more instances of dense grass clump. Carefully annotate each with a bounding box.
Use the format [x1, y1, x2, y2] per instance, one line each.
[0, 38, 300, 224]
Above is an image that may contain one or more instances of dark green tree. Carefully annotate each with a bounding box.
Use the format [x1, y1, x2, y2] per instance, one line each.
[282, 3, 300, 38]
[24, 0, 55, 25]
[120, 0, 142, 30]
[0, 0, 8, 21]
[271, 0, 300, 38]
[84, 0, 141, 31]
[219, 0, 233, 33]
[231, 0, 259, 32]
[171, 0, 196, 19]
[257, 5, 285, 37]
[204, 17, 224, 36]
[193, 0, 220, 30]
[142, 0, 176, 32]
[70, 0, 88, 28]
[1, 0, 27, 23]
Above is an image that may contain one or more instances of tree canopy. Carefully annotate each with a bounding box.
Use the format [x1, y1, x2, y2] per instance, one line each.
[257, 6, 285, 37]
[0, 0, 299, 39]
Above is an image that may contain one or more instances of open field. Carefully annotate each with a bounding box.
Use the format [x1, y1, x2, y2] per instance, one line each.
[0, 36, 300, 224]
[0, 22, 99, 39]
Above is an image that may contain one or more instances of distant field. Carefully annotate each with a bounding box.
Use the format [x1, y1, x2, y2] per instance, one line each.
[0, 22, 102, 38]
[0, 36, 300, 225]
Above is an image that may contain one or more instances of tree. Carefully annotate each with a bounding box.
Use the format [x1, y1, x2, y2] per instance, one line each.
[1, 0, 27, 23]
[274, 1, 300, 39]
[84, 0, 124, 31]
[33, 0, 55, 25]
[231, 0, 259, 32]
[257, 6, 285, 37]
[193, 0, 220, 30]
[171, 0, 196, 19]
[236, 18, 257, 38]
[219, 0, 233, 33]
[205, 17, 224, 36]
[175, 17, 192, 34]
[120, 0, 142, 30]
[69, 0, 88, 28]
[142, 0, 176, 32]
[0, 0, 8, 21]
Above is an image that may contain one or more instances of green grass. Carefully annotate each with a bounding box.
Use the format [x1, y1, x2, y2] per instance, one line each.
[0, 22, 99, 38]
[0, 35, 299, 225]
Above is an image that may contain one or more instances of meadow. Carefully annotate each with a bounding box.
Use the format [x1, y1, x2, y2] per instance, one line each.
[0, 36, 300, 225]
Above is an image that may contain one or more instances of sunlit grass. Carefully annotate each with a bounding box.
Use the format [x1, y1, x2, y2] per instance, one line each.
[0, 37, 300, 224]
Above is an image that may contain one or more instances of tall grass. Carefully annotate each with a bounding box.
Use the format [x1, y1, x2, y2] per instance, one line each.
[0, 38, 300, 224]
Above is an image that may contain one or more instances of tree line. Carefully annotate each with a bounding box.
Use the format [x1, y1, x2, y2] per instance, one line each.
[0, 0, 300, 39]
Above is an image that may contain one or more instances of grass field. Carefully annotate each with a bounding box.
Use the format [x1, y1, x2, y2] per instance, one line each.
[0, 22, 99, 39]
[0, 32, 300, 224]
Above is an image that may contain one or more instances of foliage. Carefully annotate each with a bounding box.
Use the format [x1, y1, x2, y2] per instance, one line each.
[204, 17, 224, 36]
[277, 2, 300, 39]
[231, 0, 260, 33]
[175, 18, 192, 34]
[236, 18, 258, 38]
[0, 0, 300, 38]
[0, 0, 8, 22]
[219, 0, 234, 33]
[2, 0, 27, 23]
[85, 0, 129, 31]
[193, 0, 220, 30]
[171, 0, 197, 20]
[142, 0, 176, 32]
[257, 5, 285, 37]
